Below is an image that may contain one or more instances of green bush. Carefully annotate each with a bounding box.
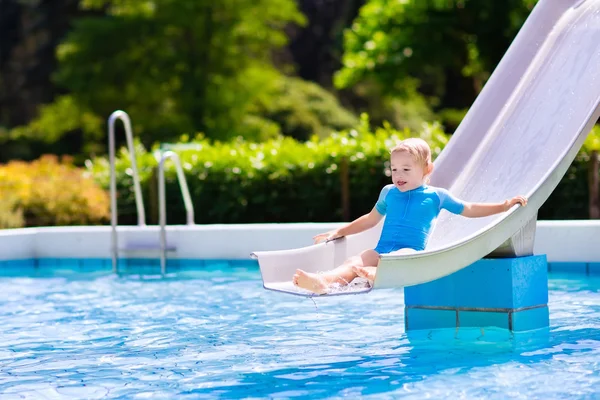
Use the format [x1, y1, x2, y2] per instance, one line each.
[539, 151, 588, 220]
[88, 115, 448, 224]
[540, 125, 600, 220]
[87, 121, 600, 224]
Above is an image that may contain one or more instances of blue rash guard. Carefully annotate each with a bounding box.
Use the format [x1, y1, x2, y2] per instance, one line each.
[373, 184, 465, 254]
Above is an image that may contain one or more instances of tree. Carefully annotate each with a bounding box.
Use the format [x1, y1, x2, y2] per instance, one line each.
[335, 0, 538, 111]
[287, 0, 366, 88]
[0, 0, 86, 161]
[14, 0, 305, 152]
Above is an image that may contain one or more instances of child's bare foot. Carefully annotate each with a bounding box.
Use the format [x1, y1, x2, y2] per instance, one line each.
[292, 269, 329, 294]
[352, 266, 377, 282]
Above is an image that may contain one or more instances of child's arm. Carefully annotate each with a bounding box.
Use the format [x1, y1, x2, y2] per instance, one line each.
[313, 208, 383, 243]
[461, 195, 527, 218]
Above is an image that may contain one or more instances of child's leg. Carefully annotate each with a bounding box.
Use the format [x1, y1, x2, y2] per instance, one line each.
[353, 266, 377, 282]
[293, 249, 380, 294]
[353, 248, 417, 283]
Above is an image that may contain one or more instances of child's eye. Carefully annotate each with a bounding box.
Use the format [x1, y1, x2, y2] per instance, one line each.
[404, 169, 410, 172]
[391, 168, 397, 172]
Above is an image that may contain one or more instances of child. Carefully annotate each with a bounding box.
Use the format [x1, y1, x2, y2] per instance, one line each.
[292, 138, 527, 294]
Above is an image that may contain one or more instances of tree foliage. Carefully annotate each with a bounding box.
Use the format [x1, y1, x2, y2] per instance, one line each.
[15, 0, 306, 150]
[250, 77, 359, 141]
[288, 0, 366, 87]
[335, 0, 538, 109]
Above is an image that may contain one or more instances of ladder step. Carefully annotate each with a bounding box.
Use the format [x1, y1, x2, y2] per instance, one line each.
[120, 242, 177, 252]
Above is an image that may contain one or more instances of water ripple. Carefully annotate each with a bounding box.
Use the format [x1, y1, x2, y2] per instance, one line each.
[0, 270, 598, 399]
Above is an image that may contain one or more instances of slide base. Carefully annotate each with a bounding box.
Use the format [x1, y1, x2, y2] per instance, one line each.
[404, 255, 549, 332]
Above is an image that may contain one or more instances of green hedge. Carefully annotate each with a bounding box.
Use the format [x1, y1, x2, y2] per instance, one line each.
[88, 118, 600, 224]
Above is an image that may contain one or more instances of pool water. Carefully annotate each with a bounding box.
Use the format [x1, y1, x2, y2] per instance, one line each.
[1, 264, 599, 399]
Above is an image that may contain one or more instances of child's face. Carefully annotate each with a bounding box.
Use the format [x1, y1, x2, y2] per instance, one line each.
[390, 151, 428, 191]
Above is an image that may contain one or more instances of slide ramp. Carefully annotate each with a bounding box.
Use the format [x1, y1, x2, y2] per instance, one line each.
[252, 0, 600, 296]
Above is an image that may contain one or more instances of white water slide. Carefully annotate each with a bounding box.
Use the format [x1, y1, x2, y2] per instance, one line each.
[252, 0, 600, 297]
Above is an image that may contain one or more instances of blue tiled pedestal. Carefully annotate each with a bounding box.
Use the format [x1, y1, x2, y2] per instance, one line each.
[404, 255, 549, 332]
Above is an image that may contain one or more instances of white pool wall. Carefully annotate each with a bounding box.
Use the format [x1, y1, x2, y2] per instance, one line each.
[0, 229, 35, 259]
[0, 221, 598, 262]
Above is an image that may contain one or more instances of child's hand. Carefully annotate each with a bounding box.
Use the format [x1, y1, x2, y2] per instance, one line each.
[313, 229, 343, 244]
[504, 195, 528, 211]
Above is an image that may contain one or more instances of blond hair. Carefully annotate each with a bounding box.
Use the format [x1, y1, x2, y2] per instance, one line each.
[390, 138, 432, 168]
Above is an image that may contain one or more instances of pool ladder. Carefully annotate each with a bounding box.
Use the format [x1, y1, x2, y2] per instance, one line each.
[108, 110, 194, 275]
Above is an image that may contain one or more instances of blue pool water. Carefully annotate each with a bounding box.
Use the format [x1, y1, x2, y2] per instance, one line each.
[1, 263, 599, 399]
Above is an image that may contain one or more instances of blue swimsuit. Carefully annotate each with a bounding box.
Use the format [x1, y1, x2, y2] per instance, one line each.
[374, 184, 465, 254]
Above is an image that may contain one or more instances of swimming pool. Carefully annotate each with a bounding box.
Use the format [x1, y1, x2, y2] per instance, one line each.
[1, 261, 599, 399]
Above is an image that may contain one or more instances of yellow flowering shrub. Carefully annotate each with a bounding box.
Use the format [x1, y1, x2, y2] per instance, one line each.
[0, 155, 109, 228]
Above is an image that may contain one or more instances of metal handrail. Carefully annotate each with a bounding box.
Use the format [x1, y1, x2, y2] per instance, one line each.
[108, 110, 146, 273]
[158, 150, 195, 274]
